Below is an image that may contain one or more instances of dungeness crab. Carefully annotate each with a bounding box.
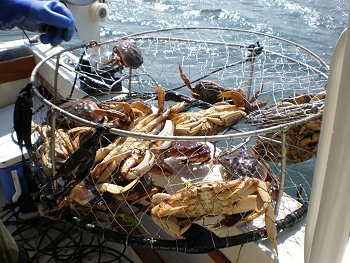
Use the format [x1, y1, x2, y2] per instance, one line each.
[56, 98, 152, 129]
[151, 177, 278, 254]
[170, 103, 247, 136]
[179, 65, 269, 113]
[102, 40, 144, 72]
[251, 90, 325, 164]
[217, 144, 279, 199]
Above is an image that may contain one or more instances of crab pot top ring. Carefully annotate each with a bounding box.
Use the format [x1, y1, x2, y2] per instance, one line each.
[30, 27, 327, 142]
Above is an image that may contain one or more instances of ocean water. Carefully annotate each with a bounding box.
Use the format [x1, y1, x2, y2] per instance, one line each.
[0, 0, 348, 64]
[101, 0, 349, 64]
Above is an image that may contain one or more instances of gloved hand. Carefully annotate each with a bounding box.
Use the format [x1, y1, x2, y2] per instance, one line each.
[0, 0, 75, 46]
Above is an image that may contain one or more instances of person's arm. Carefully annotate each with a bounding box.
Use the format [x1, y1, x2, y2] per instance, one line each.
[0, 0, 75, 46]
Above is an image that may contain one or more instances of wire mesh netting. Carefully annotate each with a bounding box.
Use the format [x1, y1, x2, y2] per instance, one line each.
[12, 28, 328, 256]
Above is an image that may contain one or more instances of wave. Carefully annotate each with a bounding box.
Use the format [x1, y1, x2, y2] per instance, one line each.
[199, 8, 241, 22]
[257, 0, 343, 29]
[102, 0, 347, 63]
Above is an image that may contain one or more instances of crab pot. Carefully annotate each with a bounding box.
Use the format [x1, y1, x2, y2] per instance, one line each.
[25, 28, 327, 254]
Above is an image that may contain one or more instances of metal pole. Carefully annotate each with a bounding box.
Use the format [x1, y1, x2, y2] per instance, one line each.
[50, 54, 60, 187]
[275, 128, 287, 215]
[128, 68, 132, 93]
[247, 51, 255, 99]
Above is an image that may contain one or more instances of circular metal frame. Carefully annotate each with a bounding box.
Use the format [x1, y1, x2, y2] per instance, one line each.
[30, 27, 327, 142]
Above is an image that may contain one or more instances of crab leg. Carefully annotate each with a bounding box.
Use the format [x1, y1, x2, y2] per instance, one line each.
[219, 195, 257, 214]
[124, 150, 156, 180]
[174, 120, 203, 136]
[153, 86, 165, 113]
[96, 177, 140, 194]
[151, 214, 192, 238]
[94, 138, 121, 164]
[219, 90, 248, 108]
[151, 120, 175, 150]
[90, 86, 185, 182]
[178, 65, 193, 92]
[91, 150, 132, 181]
[241, 179, 278, 255]
[226, 178, 260, 200]
[150, 178, 278, 254]
[120, 122, 164, 178]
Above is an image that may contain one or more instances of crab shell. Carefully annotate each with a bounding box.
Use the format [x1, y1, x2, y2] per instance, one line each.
[56, 98, 152, 130]
[251, 90, 325, 164]
[35, 125, 95, 174]
[217, 145, 279, 200]
[113, 41, 144, 69]
[163, 141, 212, 164]
[171, 103, 247, 136]
[58, 99, 104, 123]
[191, 81, 229, 104]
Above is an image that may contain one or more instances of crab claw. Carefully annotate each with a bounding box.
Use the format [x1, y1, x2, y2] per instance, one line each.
[264, 204, 278, 256]
[96, 177, 140, 194]
[242, 179, 278, 255]
[219, 88, 269, 112]
[124, 150, 156, 180]
[178, 65, 193, 91]
[153, 86, 166, 113]
[219, 90, 249, 109]
[151, 120, 175, 150]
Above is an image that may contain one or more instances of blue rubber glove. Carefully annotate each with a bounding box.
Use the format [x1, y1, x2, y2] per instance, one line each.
[0, 0, 75, 46]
